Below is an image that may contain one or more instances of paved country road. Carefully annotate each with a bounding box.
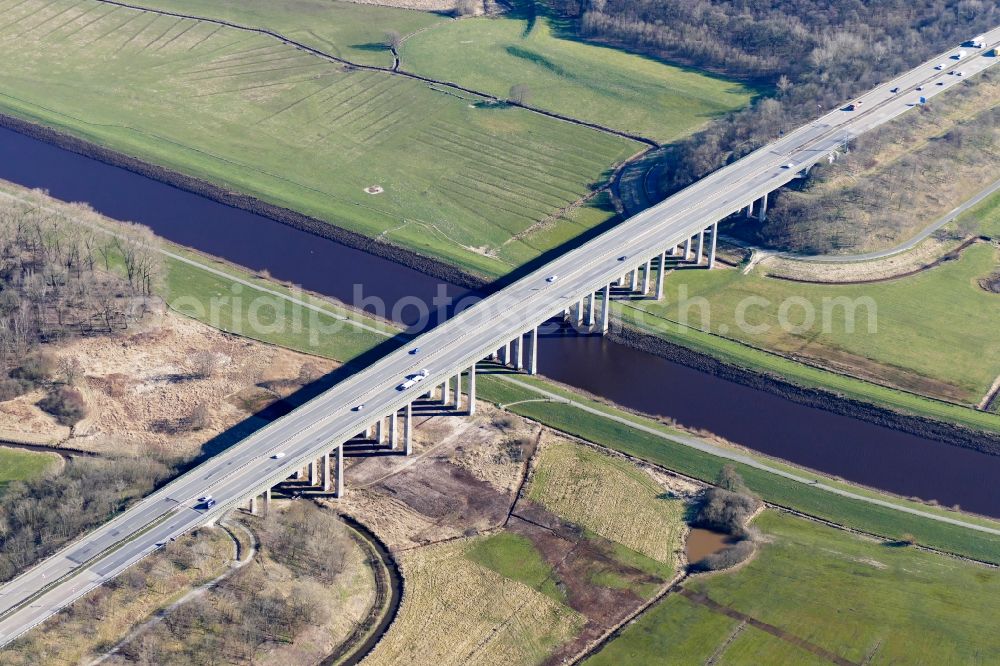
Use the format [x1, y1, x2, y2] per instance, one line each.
[778, 176, 1000, 263]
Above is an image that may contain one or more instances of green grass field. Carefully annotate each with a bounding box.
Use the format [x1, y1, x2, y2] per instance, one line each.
[588, 511, 1000, 664]
[620, 241, 1000, 404]
[466, 532, 566, 603]
[0, 0, 649, 277]
[961, 188, 1000, 237]
[0, 447, 58, 495]
[477, 374, 1000, 564]
[163, 246, 398, 362]
[400, 12, 754, 142]
[527, 440, 684, 565]
[128, 0, 447, 68]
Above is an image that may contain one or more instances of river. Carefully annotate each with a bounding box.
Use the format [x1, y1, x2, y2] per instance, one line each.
[3, 125, 999, 516]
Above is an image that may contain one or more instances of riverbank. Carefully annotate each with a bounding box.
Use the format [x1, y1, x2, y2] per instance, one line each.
[0, 113, 489, 291]
[4, 129, 1000, 516]
[609, 325, 1000, 455]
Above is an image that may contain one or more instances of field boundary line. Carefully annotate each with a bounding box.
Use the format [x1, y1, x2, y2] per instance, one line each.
[87, 0, 658, 147]
[498, 376, 1000, 537]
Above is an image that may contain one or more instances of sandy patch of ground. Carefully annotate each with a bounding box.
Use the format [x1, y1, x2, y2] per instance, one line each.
[341, 402, 538, 550]
[0, 390, 69, 445]
[0, 308, 335, 458]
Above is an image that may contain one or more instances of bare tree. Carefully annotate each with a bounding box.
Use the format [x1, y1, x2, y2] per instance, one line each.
[455, 0, 479, 16]
[58, 356, 84, 386]
[187, 403, 211, 431]
[384, 29, 402, 51]
[508, 83, 531, 105]
[189, 350, 218, 379]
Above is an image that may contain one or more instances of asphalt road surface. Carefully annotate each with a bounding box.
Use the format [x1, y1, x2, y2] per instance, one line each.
[1, 30, 998, 647]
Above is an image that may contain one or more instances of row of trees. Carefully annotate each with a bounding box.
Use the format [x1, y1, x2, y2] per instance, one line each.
[690, 465, 761, 572]
[0, 455, 171, 583]
[546, 0, 1000, 205]
[115, 503, 349, 664]
[0, 199, 162, 365]
[0, 198, 163, 414]
[757, 77, 1000, 252]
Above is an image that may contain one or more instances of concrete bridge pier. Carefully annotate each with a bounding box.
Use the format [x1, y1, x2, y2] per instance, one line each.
[528, 327, 538, 374]
[404, 402, 413, 456]
[759, 192, 768, 222]
[684, 236, 693, 261]
[696, 230, 705, 265]
[467, 364, 477, 414]
[708, 221, 719, 270]
[514, 334, 524, 370]
[642, 259, 652, 293]
[586, 293, 596, 326]
[334, 444, 347, 499]
[389, 410, 398, 450]
[601, 284, 611, 333]
[656, 252, 666, 299]
[248, 488, 271, 516]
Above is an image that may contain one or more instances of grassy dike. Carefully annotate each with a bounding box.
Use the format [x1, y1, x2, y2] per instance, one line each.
[151, 240, 1000, 563]
[616, 304, 1000, 436]
[7, 179, 999, 563]
[475, 374, 1000, 564]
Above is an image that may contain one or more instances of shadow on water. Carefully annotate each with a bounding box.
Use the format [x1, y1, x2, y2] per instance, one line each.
[3, 125, 1000, 517]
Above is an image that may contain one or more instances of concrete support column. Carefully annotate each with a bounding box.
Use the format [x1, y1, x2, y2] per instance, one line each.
[656, 251, 666, 300]
[708, 221, 719, 270]
[745, 202, 753, 218]
[442, 376, 451, 405]
[515, 334, 524, 370]
[759, 192, 768, 222]
[454, 372, 462, 409]
[643, 259, 652, 293]
[308, 460, 317, 486]
[503, 341, 511, 366]
[576, 298, 584, 325]
[670, 244, 679, 257]
[586, 293, 596, 327]
[601, 284, 611, 333]
[322, 452, 332, 492]
[249, 495, 258, 515]
[529, 327, 539, 375]
[389, 410, 398, 450]
[404, 402, 413, 456]
[262, 487, 270, 515]
[335, 444, 344, 498]
[375, 418, 384, 444]
[468, 364, 477, 415]
[684, 236, 693, 261]
[696, 230, 705, 265]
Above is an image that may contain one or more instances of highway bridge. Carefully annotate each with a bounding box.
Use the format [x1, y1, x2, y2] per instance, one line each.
[1, 28, 998, 647]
